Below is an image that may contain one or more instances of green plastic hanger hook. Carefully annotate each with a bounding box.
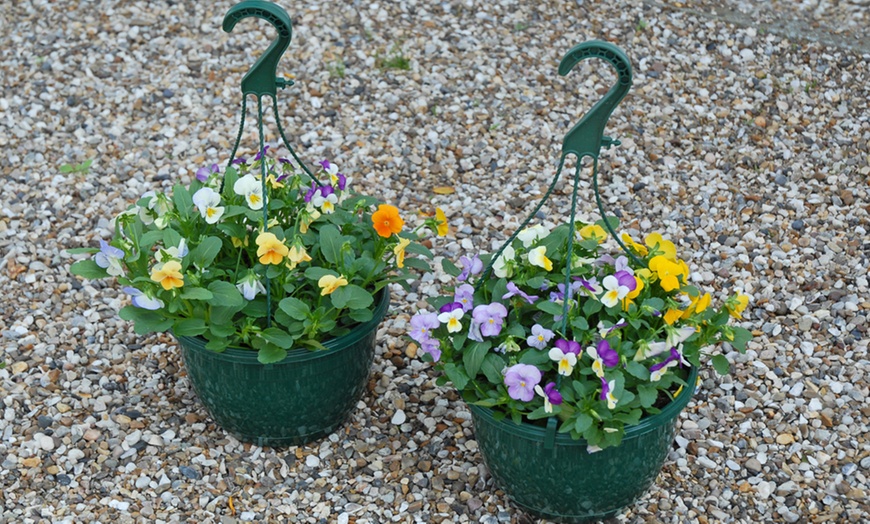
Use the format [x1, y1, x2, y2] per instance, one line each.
[558, 41, 632, 160]
[223, 0, 294, 97]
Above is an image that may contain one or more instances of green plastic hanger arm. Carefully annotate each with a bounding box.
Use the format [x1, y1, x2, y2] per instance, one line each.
[558, 41, 632, 160]
[223, 0, 294, 97]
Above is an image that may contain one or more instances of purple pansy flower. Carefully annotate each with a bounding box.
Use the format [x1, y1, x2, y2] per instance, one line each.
[409, 312, 440, 343]
[597, 339, 620, 367]
[504, 364, 542, 402]
[535, 381, 563, 413]
[502, 282, 539, 305]
[253, 145, 270, 161]
[195, 163, 219, 182]
[554, 338, 582, 356]
[472, 302, 508, 337]
[123, 287, 164, 310]
[439, 301, 463, 314]
[278, 157, 291, 164]
[232, 157, 247, 165]
[304, 181, 318, 203]
[95, 239, 125, 276]
[454, 284, 475, 312]
[576, 277, 602, 294]
[614, 270, 637, 292]
[526, 324, 555, 350]
[600, 376, 618, 409]
[457, 255, 483, 282]
[649, 347, 690, 381]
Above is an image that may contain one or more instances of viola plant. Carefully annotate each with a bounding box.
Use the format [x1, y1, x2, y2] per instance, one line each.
[410, 221, 752, 449]
[70, 153, 445, 363]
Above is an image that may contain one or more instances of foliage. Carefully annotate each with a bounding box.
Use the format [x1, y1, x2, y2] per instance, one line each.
[409, 221, 751, 449]
[70, 153, 443, 364]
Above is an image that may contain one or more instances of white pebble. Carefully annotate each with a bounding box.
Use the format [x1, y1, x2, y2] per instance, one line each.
[305, 455, 320, 468]
[391, 409, 406, 425]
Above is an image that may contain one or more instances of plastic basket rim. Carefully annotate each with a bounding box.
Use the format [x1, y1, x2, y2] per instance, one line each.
[176, 287, 389, 364]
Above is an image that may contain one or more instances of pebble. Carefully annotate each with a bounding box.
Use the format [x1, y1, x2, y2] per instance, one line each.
[391, 409, 407, 425]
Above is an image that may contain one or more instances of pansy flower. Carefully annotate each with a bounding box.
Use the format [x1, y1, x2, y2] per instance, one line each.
[600, 274, 631, 308]
[311, 185, 338, 214]
[236, 272, 267, 301]
[471, 302, 508, 337]
[526, 324, 554, 350]
[457, 254, 483, 282]
[504, 364, 542, 402]
[150, 260, 184, 290]
[437, 302, 465, 333]
[409, 312, 440, 343]
[318, 274, 348, 296]
[535, 381, 563, 413]
[419, 337, 442, 362]
[123, 286, 164, 310]
[192, 187, 225, 224]
[195, 163, 219, 183]
[726, 293, 750, 319]
[435, 208, 449, 237]
[319, 159, 348, 190]
[600, 376, 618, 409]
[502, 282, 539, 305]
[454, 284, 475, 312]
[255, 232, 289, 265]
[579, 224, 607, 244]
[393, 237, 411, 268]
[587, 340, 619, 377]
[527, 246, 553, 271]
[548, 339, 581, 376]
[95, 240, 125, 277]
[286, 243, 313, 270]
[517, 224, 549, 247]
[371, 204, 404, 238]
[233, 174, 264, 210]
[492, 245, 515, 278]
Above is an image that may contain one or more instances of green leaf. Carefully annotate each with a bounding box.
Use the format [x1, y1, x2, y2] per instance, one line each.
[207, 281, 245, 308]
[173, 318, 207, 336]
[712, 354, 731, 375]
[481, 353, 506, 384]
[402, 257, 431, 271]
[595, 215, 619, 232]
[404, 241, 433, 258]
[304, 266, 337, 281]
[349, 308, 374, 323]
[728, 327, 752, 352]
[525, 276, 546, 289]
[209, 321, 236, 338]
[191, 236, 222, 268]
[69, 259, 108, 279]
[570, 316, 589, 331]
[536, 300, 564, 316]
[65, 247, 99, 255]
[330, 285, 374, 310]
[519, 350, 551, 366]
[260, 327, 296, 349]
[204, 337, 230, 352]
[278, 297, 310, 320]
[583, 299, 603, 316]
[625, 361, 650, 380]
[257, 344, 288, 364]
[172, 184, 193, 220]
[180, 287, 214, 301]
[140, 230, 164, 248]
[637, 384, 659, 408]
[319, 224, 343, 264]
[443, 363, 470, 390]
[441, 258, 461, 277]
[221, 166, 239, 198]
[527, 406, 555, 420]
[118, 305, 173, 334]
[463, 341, 491, 378]
[574, 413, 593, 433]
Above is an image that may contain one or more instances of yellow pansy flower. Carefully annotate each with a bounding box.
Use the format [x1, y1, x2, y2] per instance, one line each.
[435, 208, 448, 237]
[579, 224, 607, 244]
[255, 232, 289, 265]
[393, 237, 411, 268]
[318, 274, 348, 296]
[150, 260, 184, 290]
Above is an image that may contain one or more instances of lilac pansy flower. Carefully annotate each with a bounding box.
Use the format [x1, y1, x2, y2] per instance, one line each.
[504, 364, 542, 402]
[253, 145, 270, 161]
[526, 324, 555, 350]
[123, 287, 164, 310]
[454, 284, 475, 312]
[95, 239, 125, 277]
[472, 302, 508, 338]
[614, 270, 637, 292]
[457, 254, 483, 282]
[419, 338, 442, 362]
[195, 163, 219, 183]
[409, 312, 440, 343]
[614, 255, 633, 274]
[502, 282, 539, 305]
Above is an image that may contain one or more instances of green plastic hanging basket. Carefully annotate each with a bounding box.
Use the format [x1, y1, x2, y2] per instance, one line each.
[469, 365, 698, 523]
[177, 289, 389, 447]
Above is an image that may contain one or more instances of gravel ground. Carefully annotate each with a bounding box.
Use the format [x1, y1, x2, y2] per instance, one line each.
[1, 0, 869, 523]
